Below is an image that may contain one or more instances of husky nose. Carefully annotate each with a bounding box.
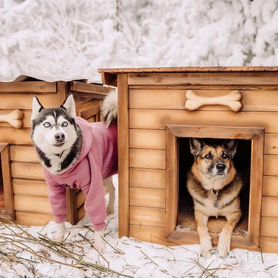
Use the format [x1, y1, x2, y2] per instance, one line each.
[216, 164, 226, 171]
[55, 133, 65, 142]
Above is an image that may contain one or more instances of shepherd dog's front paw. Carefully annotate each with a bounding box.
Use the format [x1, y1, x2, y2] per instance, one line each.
[200, 239, 213, 258]
[217, 233, 230, 258]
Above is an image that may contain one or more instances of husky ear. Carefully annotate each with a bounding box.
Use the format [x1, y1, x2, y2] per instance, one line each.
[189, 138, 204, 157]
[225, 140, 238, 158]
[31, 97, 44, 120]
[61, 94, 76, 118]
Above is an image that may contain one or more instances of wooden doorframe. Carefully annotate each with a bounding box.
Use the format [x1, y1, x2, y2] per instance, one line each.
[165, 124, 264, 249]
[0, 143, 15, 220]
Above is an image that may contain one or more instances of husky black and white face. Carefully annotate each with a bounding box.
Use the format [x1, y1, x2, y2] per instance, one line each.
[31, 95, 78, 155]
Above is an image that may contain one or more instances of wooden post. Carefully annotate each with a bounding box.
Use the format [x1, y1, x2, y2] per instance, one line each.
[1, 144, 15, 219]
[117, 74, 129, 237]
[66, 188, 78, 224]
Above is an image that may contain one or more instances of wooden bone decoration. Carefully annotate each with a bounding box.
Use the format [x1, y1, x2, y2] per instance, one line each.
[0, 110, 23, 128]
[185, 90, 242, 112]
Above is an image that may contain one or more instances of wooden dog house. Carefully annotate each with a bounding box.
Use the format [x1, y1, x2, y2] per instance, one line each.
[0, 77, 111, 226]
[99, 66, 278, 253]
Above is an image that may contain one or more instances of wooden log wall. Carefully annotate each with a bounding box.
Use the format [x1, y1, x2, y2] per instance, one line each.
[123, 71, 278, 253]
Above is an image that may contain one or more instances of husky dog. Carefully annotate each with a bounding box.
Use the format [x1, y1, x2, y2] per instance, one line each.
[31, 91, 118, 251]
[187, 139, 242, 258]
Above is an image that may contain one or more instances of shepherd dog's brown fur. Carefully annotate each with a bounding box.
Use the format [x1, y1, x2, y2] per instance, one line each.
[187, 139, 243, 258]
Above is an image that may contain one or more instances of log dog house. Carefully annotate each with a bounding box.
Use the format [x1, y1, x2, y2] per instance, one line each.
[0, 77, 111, 226]
[99, 67, 278, 253]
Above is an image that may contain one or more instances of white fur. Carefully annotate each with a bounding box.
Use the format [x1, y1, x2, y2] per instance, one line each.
[62, 94, 76, 118]
[32, 114, 78, 174]
[102, 90, 118, 126]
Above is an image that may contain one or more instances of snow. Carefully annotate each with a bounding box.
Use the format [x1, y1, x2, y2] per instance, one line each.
[0, 176, 278, 278]
[0, 0, 277, 82]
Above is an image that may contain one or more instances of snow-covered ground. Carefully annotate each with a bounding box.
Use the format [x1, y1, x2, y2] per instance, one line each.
[1, 176, 278, 278]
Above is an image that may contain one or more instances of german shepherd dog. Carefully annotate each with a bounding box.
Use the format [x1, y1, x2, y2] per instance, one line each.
[187, 139, 243, 258]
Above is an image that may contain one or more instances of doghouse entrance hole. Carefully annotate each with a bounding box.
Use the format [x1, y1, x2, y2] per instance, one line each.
[177, 138, 251, 237]
[165, 125, 264, 250]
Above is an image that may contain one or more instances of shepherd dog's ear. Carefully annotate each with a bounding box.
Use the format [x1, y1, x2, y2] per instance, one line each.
[189, 138, 204, 158]
[61, 94, 76, 118]
[224, 140, 238, 158]
[31, 97, 44, 121]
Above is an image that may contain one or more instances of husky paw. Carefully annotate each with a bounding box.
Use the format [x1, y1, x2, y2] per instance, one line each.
[52, 222, 66, 242]
[94, 231, 106, 253]
[200, 240, 213, 258]
[217, 235, 230, 258]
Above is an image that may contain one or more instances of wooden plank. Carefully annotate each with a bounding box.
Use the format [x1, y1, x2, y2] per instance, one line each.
[265, 134, 278, 155]
[117, 74, 129, 237]
[263, 176, 278, 197]
[165, 126, 179, 237]
[129, 225, 165, 243]
[130, 149, 165, 169]
[10, 145, 39, 162]
[15, 211, 52, 226]
[130, 89, 278, 112]
[76, 190, 85, 208]
[260, 237, 278, 253]
[0, 82, 57, 93]
[130, 129, 276, 154]
[13, 179, 48, 197]
[261, 197, 278, 217]
[0, 127, 32, 145]
[1, 145, 15, 219]
[130, 168, 165, 189]
[11, 162, 44, 180]
[56, 82, 67, 106]
[70, 81, 110, 96]
[66, 188, 78, 224]
[248, 130, 264, 247]
[0, 94, 59, 109]
[99, 66, 278, 74]
[128, 72, 278, 86]
[264, 155, 278, 176]
[260, 217, 278, 237]
[130, 206, 165, 228]
[130, 188, 165, 208]
[77, 205, 85, 221]
[130, 85, 278, 91]
[129, 109, 278, 133]
[14, 195, 51, 214]
[130, 129, 165, 149]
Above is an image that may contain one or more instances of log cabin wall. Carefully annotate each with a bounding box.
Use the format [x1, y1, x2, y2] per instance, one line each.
[0, 79, 109, 226]
[99, 67, 278, 253]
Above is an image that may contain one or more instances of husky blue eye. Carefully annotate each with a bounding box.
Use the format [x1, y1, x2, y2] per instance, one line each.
[62, 121, 68, 127]
[43, 122, 51, 128]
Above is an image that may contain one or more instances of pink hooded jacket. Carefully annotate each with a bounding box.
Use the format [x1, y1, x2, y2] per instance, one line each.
[43, 117, 118, 231]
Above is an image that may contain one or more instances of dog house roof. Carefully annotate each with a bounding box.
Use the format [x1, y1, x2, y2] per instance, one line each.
[98, 66, 278, 86]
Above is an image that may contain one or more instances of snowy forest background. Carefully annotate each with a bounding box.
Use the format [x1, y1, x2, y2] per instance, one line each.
[0, 0, 277, 82]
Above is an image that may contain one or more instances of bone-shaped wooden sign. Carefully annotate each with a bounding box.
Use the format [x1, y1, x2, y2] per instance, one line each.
[185, 90, 242, 112]
[0, 110, 23, 128]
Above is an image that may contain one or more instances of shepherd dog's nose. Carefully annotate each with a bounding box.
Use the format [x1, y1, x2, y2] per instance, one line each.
[216, 163, 226, 171]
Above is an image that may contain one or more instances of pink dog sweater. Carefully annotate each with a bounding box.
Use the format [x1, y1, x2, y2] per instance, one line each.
[43, 117, 118, 231]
